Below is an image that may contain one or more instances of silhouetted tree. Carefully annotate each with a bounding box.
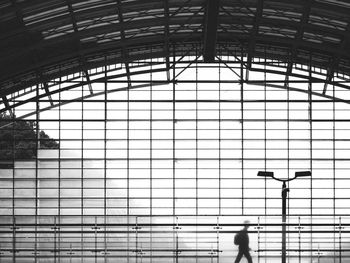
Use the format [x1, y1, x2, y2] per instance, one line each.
[0, 113, 58, 163]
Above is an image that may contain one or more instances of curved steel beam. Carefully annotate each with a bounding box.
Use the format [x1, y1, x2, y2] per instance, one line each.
[2, 59, 350, 117]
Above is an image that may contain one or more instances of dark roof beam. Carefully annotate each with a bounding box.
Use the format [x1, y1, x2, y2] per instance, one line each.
[66, 0, 94, 95]
[284, 0, 312, 88]
[246, 0, 264, 70]
[323, 20, 350, 94]
[42, 83, 54, 106]
[164, 0, 170, 80]
[125, 64, 132, 89]
[116, 0, 132, 88]
[83, 70, 94, 94]
[20, 0, 54, 108]
[203, 0, 220, 62]
[287, 0, 312, 74]
[11, 0, 49, 92]
[322, 59, 338, 95]
[65, 0, 79, 33]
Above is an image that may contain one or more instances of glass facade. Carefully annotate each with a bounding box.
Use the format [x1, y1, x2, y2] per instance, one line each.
[1, 59, 350, 262]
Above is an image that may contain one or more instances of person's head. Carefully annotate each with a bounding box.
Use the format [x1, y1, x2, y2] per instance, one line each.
[243, 220, 250, 229]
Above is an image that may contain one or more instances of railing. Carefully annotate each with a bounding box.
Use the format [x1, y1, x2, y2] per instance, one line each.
[0, 215, 349, 262]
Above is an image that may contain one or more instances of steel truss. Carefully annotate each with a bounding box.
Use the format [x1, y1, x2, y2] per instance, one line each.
[1, 51, 350, 116]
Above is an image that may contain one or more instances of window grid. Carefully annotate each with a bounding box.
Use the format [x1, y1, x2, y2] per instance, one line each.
[1, 60, 350, 262]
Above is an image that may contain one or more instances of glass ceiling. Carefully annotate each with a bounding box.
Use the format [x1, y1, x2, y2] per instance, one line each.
[1, 0, 350, 99]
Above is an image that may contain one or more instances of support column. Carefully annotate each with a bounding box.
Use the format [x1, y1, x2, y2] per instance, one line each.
[282, 181, 289, 263]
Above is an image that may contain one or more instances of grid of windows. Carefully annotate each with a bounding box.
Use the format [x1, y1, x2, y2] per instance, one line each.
[1, 60, 350, 262]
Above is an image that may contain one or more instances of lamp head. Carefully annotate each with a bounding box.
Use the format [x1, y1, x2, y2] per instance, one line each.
[257, 171, 274, 178]
[295, 171, 311, 178]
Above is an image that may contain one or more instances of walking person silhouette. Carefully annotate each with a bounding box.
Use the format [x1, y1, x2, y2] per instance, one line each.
[234, 220, 253, 263]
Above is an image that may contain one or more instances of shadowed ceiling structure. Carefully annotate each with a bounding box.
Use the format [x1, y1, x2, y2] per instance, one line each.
[1, 0, 350, 102]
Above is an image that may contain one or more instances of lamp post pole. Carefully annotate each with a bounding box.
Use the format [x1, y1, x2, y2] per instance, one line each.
[281, 181, 289, 263]
[257, 171, 311, 263]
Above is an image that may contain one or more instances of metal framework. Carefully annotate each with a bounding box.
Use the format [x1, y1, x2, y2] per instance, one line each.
[1, 0, 350, 98]
[0, 53, 350, 262]
[1, 0, 350, 262]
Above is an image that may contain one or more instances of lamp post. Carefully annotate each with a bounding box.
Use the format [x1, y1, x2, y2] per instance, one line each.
[257, 171, 311, 263]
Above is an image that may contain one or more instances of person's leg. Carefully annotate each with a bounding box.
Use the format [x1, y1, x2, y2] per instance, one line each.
[243, 250, 253, 263]
[234, 249, 244, 263]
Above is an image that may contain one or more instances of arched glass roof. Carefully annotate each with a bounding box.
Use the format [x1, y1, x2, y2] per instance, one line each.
[1, 0, 350, 100]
